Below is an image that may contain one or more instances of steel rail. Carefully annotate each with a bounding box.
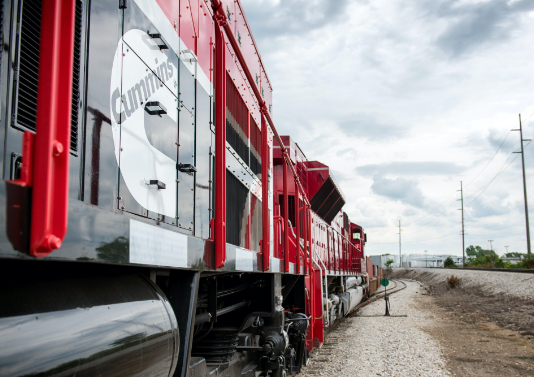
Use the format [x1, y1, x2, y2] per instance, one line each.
[416, 267, 534, 274]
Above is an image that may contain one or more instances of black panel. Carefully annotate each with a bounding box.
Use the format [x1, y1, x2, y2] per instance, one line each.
[309, 178, 334, 214]
[83, 0, 122, 209]
[310, 177, 345, 224]
[323, 196, 345, 224]
[226, 117, 249, 163]
[279, 194, 295, 226]
[226, 170, 248, 247]
[343, 212, 349, 231]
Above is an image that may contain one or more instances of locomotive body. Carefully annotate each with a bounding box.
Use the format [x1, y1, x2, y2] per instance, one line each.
[0, 0, 372, 376]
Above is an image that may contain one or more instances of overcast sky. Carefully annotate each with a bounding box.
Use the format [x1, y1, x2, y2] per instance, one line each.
[243, 0, 534, 257]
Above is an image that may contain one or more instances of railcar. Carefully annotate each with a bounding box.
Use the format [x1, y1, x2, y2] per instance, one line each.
[0, 0, 370, 376]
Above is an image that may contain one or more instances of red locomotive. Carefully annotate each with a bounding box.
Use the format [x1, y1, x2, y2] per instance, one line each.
[0, 0, 376, 376]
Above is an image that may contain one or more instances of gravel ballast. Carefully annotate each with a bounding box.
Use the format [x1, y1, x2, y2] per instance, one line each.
[389, 267, 534, 299]
[300, 281, 450, 377]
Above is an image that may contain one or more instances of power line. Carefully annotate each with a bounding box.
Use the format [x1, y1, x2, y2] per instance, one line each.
[466, 153, 520, 206]
[464, 130, 512, 189]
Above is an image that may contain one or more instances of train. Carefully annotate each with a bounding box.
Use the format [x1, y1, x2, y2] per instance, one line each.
[0, 0, 382, 376]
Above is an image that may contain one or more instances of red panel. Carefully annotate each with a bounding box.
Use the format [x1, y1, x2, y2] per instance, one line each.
[156, 0, 180, 24]
[235, 2, 261, 99]
[180, 0, 196, 53]
[197, 0, 213, 84]
[220, 0, 235, 35]
[28, 0, 77, 256]
[190, 0, 199, 44]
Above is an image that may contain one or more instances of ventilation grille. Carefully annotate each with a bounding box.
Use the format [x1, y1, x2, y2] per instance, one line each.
[16, 0, 42, 132]
[226, 170, 248, 247]
[16, 0, 82, 153]
[226, 73, 249, 165]
[70, 0, 83, 152]
[250, 115, 262, 177]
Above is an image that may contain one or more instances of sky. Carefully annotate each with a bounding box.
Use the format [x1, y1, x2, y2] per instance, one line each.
[242, 0, 534, 257]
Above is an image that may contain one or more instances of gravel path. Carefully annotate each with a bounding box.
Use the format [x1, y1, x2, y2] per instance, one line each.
[390, 268, 534, 299]
[300, 281, 450, 377]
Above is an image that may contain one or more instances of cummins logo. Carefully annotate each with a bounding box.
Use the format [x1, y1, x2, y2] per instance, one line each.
[111, 58, 174, 124]
[110, 29, 178, 217]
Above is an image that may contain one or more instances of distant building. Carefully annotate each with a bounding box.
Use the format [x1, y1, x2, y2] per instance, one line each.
[367, 254, 464, 268]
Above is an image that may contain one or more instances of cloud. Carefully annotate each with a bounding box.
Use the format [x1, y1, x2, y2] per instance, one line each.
[358, 161, 467, 177]
[338, 117, 409, 141]
[486, 128, 519, 152]
[468, 196, 514, 218]
[243, 0, 350, 50]
[371, 175, 426, 208]
[428, 0, 534, 57]
[403, 208, 419, 217]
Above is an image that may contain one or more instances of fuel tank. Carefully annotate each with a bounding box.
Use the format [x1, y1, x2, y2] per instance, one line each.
[0, 262, 179, 377]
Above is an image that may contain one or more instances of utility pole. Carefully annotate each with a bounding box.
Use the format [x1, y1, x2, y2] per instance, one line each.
[513, 114, 532, 255]
[488, 240, 494, 252]
[425, 250, 428, 268]
[398, 220, 402, 268]
[458, 181, 465, 265]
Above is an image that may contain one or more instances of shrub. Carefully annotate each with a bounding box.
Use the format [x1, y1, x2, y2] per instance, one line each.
[517, 254, 534, 269]
[446, 275, 461, 289]
[444, 257, 456, 268]
[385, 259, 394, 270]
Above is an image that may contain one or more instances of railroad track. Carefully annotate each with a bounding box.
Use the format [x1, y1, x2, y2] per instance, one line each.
[413, 267, 534, 274]
[348, 279, 407, 317]
[324, 279, 408, 337]
[303, 280, 412, 375]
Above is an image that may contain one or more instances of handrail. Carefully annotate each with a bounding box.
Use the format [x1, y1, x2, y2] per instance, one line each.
[213, 3, 227, 269]
[210, 0, 310, 208]
[8, 0, 77, 257]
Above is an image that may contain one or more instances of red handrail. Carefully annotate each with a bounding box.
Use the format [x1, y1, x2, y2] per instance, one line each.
[213, 3, 227, 269]
[18, 0, 77, 257]
[283, 157, 289, 272]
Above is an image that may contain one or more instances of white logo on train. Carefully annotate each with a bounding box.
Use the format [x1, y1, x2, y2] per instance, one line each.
[110, 29, 178, 217]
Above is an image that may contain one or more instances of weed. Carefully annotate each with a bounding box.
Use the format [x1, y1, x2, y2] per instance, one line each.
[446, 275, 461, 289]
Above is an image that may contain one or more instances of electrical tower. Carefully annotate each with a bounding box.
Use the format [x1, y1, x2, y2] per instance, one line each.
[458, 181, 465, 265]
[513, 114, 532, 255]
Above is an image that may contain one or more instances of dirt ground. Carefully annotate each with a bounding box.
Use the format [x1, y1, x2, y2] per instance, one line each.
[395, 272, 534, 376]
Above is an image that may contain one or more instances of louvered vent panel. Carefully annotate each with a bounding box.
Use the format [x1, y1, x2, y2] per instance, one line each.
[16, 0, 82, 152]
[226, 170, 249, 247]
[16, 0, 42, 132]
[70, 0, 83, 152]
[226, 73, 249, 165]
[250, 115, 262, 177]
